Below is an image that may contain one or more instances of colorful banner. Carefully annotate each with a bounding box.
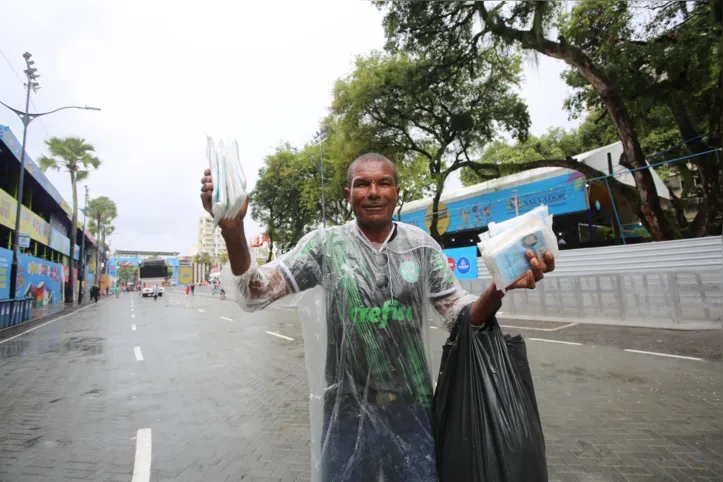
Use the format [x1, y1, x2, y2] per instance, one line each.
[179, 266, 193, 285]
[108, 257, 140, 269]
[401, 173, 588, 235]
[0, 125, 72, 217]
[443, 246, 478, 280]
[15, 253, 63, 306]
[0, 188, 51, 245]
[0, 247, 11, 299]
[49, 227, 71, 256]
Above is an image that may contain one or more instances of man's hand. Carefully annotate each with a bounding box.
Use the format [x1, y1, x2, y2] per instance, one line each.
[507, 249, 556, 291]
[200, 168, 249, 231]
[469, 249, 556, 326]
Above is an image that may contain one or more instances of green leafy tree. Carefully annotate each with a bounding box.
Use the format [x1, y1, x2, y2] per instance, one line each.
[331, 51, 529, 242]
[558, 0, 722, 236]
[460, 127, 584, 186]
[194, 252, 213, 266]
[218, 252, 229, 266]
[379, 0, 722, 238]
[39, 137, 101, 301]
[251, 147, 317, 256]
[117, 266, 138, 285]
[87, 196, 118, 281]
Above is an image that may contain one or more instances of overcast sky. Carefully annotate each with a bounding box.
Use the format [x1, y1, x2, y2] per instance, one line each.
[0, 0, 579, 255]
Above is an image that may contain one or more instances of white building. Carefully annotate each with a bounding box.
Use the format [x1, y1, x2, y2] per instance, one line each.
[196, 217, 227, 260]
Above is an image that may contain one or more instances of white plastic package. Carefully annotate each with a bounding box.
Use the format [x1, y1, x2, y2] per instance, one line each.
[206, 137, 247, 226]
[477, 205, 559, 291]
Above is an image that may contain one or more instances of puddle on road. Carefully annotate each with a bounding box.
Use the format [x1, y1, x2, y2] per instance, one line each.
[556, 366, 648, 385]
[0, 335, 105, 358]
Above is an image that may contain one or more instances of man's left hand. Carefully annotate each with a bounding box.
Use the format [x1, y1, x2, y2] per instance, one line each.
[507, 249, 555, 291]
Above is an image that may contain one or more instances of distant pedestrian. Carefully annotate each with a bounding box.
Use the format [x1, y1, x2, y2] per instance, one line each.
[191, 284, 195, 296]
[153, 284, 159, 301]
[185, 285, 190, 296]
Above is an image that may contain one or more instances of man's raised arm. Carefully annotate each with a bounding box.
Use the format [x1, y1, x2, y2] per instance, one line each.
[200, 169, 290, 311]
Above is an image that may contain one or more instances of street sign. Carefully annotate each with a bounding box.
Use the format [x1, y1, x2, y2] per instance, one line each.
[457, 256, 471, 276]
[18, 234, 30, 249]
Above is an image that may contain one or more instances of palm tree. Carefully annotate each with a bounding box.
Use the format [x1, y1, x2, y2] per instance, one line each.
[218, 252, 229, 267]
[194, 252, 213, 266]
[39, 137, 101, 303]
[87, 196, 117, 284]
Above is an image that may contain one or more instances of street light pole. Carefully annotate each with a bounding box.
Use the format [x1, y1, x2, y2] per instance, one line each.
[1, 52, 101, 301]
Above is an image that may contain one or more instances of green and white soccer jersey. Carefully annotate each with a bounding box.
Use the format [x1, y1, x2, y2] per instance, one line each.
[278, 221, 462, 408]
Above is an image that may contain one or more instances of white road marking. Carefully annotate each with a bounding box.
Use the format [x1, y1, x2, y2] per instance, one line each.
[220, 316, 233, 321]
[430, 326, 439, 330]
[0, 302, 95, 345]
[265, 331, 295, 341]
[131, 324, 137, 331]
[198, 309, 206, 313]
[624, 349, 704, 362]
[529, 338, 582, 346]
[132, 314, 136, 318]
[500, 322, 578, 332]
[131, 428, 152, 482]
[134, 346, 144, 361]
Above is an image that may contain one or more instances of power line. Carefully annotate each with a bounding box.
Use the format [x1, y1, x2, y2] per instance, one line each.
[0, 47, 24, 84]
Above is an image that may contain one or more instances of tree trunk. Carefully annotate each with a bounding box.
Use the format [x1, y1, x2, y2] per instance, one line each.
[429, 173, 447, 244]
[101, 230, 106, 277]
[669, 96, 723, 236]
[266, 234, 274, 264]
[67, 175, 78, 304]
[477, 2, 678, 241]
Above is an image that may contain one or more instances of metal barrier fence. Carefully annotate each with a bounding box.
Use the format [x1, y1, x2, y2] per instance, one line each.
[463, 236, 722, 329]
[0, 298, 33, 329]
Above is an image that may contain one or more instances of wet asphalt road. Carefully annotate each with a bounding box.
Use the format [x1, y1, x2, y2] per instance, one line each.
[0, 289, 720, 481]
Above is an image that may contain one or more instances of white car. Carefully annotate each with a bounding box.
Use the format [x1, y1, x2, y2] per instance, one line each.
[140, 279, 165, 297]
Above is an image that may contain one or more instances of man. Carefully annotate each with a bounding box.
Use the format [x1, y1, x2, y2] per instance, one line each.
[200, 153, 554, 481]
[190, 283, 195, 296]
[153, 284, 159, 301]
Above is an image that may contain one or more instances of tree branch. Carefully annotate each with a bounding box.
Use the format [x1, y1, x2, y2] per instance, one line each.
[369, 106, 433, 160]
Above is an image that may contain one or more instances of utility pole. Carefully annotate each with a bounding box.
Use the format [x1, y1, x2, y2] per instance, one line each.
[1, 52, 100, 303]
[78, 185, 89, 304]
[95, 211, 102, 291]
[291, 125, 329, 229]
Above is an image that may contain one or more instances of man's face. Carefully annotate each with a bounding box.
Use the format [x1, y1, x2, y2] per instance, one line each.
[345, 160, 400, 228]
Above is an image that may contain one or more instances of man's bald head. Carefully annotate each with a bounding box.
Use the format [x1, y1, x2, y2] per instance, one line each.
[346, 153, 398, 187]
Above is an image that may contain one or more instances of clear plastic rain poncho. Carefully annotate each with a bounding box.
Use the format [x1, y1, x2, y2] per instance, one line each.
[221, 220, 477, 482]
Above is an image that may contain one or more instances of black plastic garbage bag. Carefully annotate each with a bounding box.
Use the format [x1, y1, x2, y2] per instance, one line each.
[433, 306, 547, 482]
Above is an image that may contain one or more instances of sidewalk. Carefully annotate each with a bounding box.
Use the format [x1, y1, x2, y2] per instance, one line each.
[0, 295, 107, 342]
